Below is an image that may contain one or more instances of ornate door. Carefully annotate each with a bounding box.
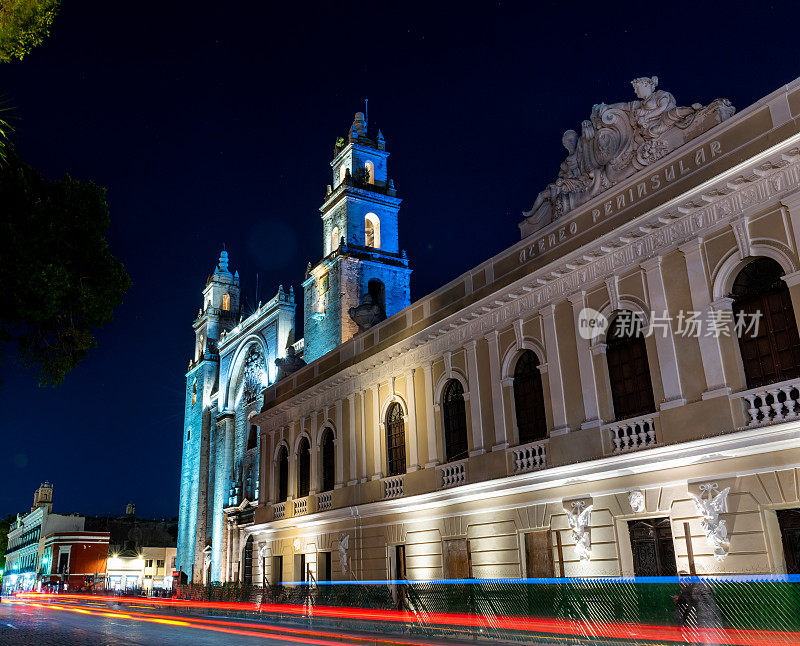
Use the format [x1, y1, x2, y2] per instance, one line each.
[524, 531, 554, 578]
[628, 518, 677, 577]
[777, 509, 800, 574]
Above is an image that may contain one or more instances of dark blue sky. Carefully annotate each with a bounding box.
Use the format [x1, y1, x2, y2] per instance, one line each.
[1, 1, 799, 519]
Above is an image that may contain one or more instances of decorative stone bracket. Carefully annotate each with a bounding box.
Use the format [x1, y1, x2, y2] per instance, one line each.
[565, 498, 593, 562]
[689, 482, 730, 561]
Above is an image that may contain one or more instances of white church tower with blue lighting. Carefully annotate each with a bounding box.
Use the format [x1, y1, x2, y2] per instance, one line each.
[302, 111, 411, 362]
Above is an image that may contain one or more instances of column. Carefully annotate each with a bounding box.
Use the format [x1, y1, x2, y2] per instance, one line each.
[288, 421, 298, 500]
[359, 390, 368, 483]
[539, 304, 569, 433]
[268, 430, 276, 504]
[422, 362, 439, 466]
[567, 291, 602, 428]
[485, 330, 508, 450]
[781, 195, 800, 326]
[225, 519, 233, 581]
[347, 394, 358, 485]
[404, 369, 420, 471]
[464, 340, 485, 455]
[334, 399, 344, 487]
[310, 413, 319, 495]
[642, 256, 685, 408]
[371, 386, 383, 480]
[678, 239, 729, 398]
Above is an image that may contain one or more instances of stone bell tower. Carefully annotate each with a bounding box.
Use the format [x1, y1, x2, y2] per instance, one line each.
[178, 249, 241, 582]
[302, 111, 411, 363]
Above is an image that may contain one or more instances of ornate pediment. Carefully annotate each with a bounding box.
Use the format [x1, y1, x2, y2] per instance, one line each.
[523, 77, 734, 233]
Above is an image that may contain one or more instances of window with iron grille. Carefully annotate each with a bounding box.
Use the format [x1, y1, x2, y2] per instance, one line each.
[606, 313, 655, 420]
[321, 427, 336, 492]
[732, 257, 800, 389]
[442, 379, 468, 462]
[513, 350, 548, 443]
[386, 403, 406, 476]
[297, 437, 311, 498]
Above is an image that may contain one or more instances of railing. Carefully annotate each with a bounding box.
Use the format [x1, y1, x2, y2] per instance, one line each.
[317, 491, 332, 511]
[438, 461, 466, 488]
[273, 502, 285, 520]
[293, 497, 308, 516]
[511, 439, 548, 473]
[733, 377, 800, 427]
[603, 413, 658, 453]
[383, 475, 404, 499]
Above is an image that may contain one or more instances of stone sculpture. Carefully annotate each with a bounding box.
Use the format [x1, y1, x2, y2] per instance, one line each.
[524, 77, 735, 231]
[689, 482, 730, 561]
[348, 293, 386, 332]
[338, 533, 349, 574]
[566, 500, 593, 562]
[628, 490, 646, 513]
[274, 343, 306, 381]
[242, 344, 266, 403]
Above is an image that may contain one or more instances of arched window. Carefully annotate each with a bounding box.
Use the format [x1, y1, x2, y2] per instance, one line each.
[297, 437, 311, 498]
[442, 380, 468, 462]
[364, 213, 381, 249]
[606, 312, 656, 420]
[339, 165, 348, 184]
[191, 380, 197, 406]
[276, 446, 289, 503]
[732, 257, 800, 388]
[321, 428, 335, 492]
[386, 403, 406, 476]
[222, 293, 231, 311]
[513, 351, 548, 443]
[365, 161, 375, 184]
[331, 226, 340, 252]
[247, 425, 258, 450]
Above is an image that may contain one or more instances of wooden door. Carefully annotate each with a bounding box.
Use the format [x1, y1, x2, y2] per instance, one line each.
[443, 538, 471, 579]
[524, 531, 555, 578]
[628, 518, 677, 577]
[777, 509, 800, 574]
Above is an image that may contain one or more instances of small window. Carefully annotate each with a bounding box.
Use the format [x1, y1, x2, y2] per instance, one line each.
[157, 559, 165, 568]
[331, 226, 340, 252]
[191, 380, 197, 406]
[186, 428, 191, 442]
[222, 293, 231, 311]
[365, 161, 375, 184]
[364, 213, 381, 249]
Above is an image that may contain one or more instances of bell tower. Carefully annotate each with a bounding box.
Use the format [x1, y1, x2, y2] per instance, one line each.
[302, 111, 411, 363]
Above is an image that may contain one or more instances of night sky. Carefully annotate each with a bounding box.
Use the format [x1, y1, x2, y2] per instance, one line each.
[2, 1, 799, 519]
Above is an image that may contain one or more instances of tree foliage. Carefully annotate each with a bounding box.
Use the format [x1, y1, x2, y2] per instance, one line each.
[0, 514, 13, 571]
[0, 154, 132, 386]
[0, 0, 60, 63]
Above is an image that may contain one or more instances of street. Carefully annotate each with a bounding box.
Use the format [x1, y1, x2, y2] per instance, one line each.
[0, 597, 419, 646]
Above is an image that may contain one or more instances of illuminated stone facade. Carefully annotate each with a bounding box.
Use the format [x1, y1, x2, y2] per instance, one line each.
[182, 79, 800, 585]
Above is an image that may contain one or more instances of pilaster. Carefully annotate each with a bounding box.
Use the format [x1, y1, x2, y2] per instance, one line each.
[539, 304, 568, 433]
[422, 362, 439, 467]
[485, 330, 509, 450]
[567, 291, 602, 428]
[404, 369, 420, 471]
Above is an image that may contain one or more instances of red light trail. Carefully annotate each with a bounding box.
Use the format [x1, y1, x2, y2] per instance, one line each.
[9, 591, 800, 646]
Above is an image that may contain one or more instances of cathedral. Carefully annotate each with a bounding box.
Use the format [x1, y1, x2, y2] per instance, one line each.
[179, 76, 800, 585]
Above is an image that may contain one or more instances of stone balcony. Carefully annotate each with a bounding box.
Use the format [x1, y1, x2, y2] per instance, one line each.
[509, 439, 548, 473]
[602, 412, 659, 454]
[732, 377, 800, 428]
[437, 460, 467, 489]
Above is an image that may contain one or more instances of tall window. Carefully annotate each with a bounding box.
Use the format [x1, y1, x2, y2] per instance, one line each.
[364, 213, 381, 249]
[222, 293, 231, 311]
[732, 257, 800, 388]
[365, 161, 375, 184]
[321, 428, 335, 492]
[191, 380, 197, 406]
[386, 403, 406, 476]
[442, 380, 468, 462]
[247, 425, 258, 450]
[606, 312, 656, 420]
[276, 446, 289, 503]
[297, 437, 311, 498]
[513, 350, 548, 443]
[331, 226, 340, 252]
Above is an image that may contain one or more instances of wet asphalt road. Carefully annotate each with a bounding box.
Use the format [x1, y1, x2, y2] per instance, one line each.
[0, 600, 340, 645]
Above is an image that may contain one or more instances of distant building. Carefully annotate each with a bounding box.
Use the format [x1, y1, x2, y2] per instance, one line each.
[106, 546, 177, 592]
[3, 483, 84, 592]
[39, 531, 110, 591]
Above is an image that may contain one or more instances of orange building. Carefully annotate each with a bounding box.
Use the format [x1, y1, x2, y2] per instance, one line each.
[40, 531, 110, 591]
